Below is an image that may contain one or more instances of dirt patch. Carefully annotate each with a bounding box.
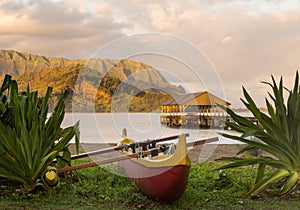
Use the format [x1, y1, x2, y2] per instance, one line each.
[188, 144, 243, 163]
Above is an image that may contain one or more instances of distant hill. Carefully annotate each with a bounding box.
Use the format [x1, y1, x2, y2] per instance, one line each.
[0, 49, 185, 112]
[0, 49, 85, 75]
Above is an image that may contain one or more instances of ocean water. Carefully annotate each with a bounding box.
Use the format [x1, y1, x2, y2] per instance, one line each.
[61, 113, 243, 145]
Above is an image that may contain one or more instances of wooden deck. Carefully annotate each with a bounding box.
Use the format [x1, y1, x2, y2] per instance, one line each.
[160, 114, 258, 130]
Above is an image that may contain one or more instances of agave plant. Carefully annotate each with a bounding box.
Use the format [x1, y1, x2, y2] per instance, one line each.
[0, 75, 79, 191]
[216, 71, 300, 197]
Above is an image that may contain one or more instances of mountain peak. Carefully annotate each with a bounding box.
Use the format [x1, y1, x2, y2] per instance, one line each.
[0, 49, 187, 112]
[0, 49, 86, 75]
[0, 49, 181, 92]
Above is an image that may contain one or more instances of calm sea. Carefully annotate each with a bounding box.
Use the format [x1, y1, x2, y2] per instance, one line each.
[61, 113, 243, 144]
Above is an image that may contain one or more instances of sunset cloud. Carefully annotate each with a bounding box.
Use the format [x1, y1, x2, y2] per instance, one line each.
[221, 36, 233, 44]
[0, 0, 126, 58]
[1, 0, 300, 107]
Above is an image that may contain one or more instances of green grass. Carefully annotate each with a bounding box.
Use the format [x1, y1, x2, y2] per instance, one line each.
[0, 162, 299, 210]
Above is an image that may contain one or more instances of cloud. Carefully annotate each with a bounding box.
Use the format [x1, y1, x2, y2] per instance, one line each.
[147, 1, 204, 33]
[1, 0, 300, 106]
[0, 0, 127, 58]
[95, 4, 109, 15]
[221, 36, 233, 43]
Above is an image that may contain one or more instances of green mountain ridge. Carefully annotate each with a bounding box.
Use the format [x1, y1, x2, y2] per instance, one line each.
[0, 49, 183, 93]
[0, 49, 85, 75]
[0, 49, 185, 112]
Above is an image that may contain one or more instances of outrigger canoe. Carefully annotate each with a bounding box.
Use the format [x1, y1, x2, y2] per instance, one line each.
[55, 133, 218, 203]
[118, 134, 191, 203]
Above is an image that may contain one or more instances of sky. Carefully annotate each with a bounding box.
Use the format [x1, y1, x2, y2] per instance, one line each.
[1, 0, 300, 108]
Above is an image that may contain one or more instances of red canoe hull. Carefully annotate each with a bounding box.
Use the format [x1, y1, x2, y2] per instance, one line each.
[119, 160, 190, 203]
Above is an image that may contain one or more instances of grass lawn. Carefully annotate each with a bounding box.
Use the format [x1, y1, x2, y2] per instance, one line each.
[0, 162, 299, 210]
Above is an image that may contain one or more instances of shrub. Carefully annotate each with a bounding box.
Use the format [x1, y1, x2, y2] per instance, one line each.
[0, 75, 79, 191]
[216, 72, 300, 197]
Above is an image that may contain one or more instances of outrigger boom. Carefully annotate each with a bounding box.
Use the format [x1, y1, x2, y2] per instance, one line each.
[57, 135, 218, 174]
[68, 133, 190, 160]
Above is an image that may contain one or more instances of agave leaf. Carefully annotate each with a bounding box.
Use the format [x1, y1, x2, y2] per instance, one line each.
[272, 77, 289, 137]
[286, 72, 300, 153]
[237, 145, 256, 155]
[265, 99, 279, 127]
[33, 151, 58, 181]
[0, 77, 80, 191]
[247, 169, 289, 195]
[55, 122, 79, 152]
[215, 156, 276, 169]
[74, 124, 80, 154]
[0, 154, 26, 178]
[226, 106, 257, 129]
[220, 133, 291, 163]
[221, 72, 300, 196]
[226, 106, 299, 165]
[241, 87, 261, 120]
[40, 87, 52, 121]
[224, 121, 246, 133]
[214, 156, 290, 177]
[255, 163, 266, 184]
[263, 77, 288, 134]
[241, 129, 261, 139]
[277, 171, 299, 196]
[0, 75, 12, 94]
[0, 167, 26, 184]
[224, 110, 291, 156]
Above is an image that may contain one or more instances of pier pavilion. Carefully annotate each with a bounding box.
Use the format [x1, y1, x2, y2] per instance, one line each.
[160, 91, 231, 129]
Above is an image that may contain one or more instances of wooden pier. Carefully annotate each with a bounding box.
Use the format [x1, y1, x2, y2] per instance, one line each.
[160, 114, 258, 130]
[160, 92, 258, 129]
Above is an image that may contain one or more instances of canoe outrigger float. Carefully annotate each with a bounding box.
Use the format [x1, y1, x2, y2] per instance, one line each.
[48, 131, 218, 203]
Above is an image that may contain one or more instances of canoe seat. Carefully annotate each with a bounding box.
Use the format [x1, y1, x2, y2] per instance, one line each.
[150, 154, 171, 160]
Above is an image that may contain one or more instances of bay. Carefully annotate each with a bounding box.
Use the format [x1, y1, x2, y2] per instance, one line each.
[62, 113, 243, 144]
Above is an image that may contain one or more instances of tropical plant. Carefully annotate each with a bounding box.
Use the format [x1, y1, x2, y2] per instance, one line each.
[216, 71, 300, 197]
[0, 75, 80, 191]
